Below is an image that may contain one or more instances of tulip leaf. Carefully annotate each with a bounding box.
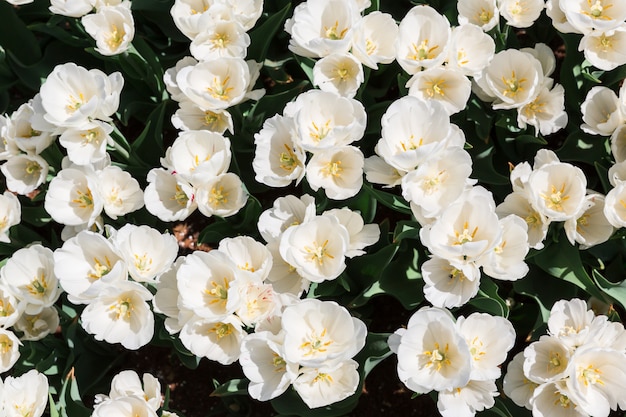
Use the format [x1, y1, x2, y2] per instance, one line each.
[0, 2, 41, 66]
[393, 220, 420, 242]
[211, 379, 249, 397]
[469, 278, 509, 317]
[532, 237, 606, 302]
[592, 270, 626, 311]
[346, 244, 399, 308]
[248, 3, 291, 62]
[363, 183, 412, 215]
[378, 243, 423, 309]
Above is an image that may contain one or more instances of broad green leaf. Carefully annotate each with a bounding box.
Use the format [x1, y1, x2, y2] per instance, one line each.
[469, 278, 509, 317]
[378, 243, 423, 309]
[592, 270, 626, 311]
[248, 3, 291, 62]
[0, 2, 41, 66]
[211, 379, 249, 397]
[393, 220, 420, 242]
[532, 238, 606, 302]
[363, 183, 412, 215]
[346, 244, 400, 308]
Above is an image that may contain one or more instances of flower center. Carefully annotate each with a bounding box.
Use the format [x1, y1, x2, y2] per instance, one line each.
[541, 184, 570, 211]
[27, 274, 48, 297]
[454, 221, 478, 245]
[207, 76, 233, 101]
[279, 144, 299, 172]
[209, 186, 228, 206]
[106, 24, 124, 50]
[71, 188, 94, 209]
[501, 71, 527, 98]
[111, 297, 133, 320]
[88, 256, 112, 281]
[423, 342, 451, 371]
[425, 79, 446, 98]
[580, 364, 604, 386]
[300, 328, 333, 356]
[210, 322, 234, 339]
[309, 120, 332, 142]
[408, 39, 439, 61]
[324, 21, 347, 40]
[304, 240, 334, 265]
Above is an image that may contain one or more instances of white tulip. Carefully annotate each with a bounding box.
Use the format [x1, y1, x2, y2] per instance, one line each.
[363, 155, 404, 188]
[172, 101, 233, 134]
[239, 331, 298, 401]
[0, 191, 20, 244]
[6, 102, 54, 155]
[264, 240, 311, 296]
[564, 193, 614, 249]
[144, 168, 197, 222]
[580, 26, 626, 71]
[581, 86, 624, 136]
[0, 286, 22, 328]
[281, 298, 366, 367]
[447, 24, 495, 76]
[322, 207, 379, 258]
[306, 145, 364, 200]
[566, 348, 626, 417]
[395, 5, 451, 74]
[278, 215, 349, 283]
[284, 0, 360, 58]
[49, 0, 94, 17]
[375, 97, 454, 172]
[112, 224, 178, 283]
[1, 244, 60, 315]
[407, 67, 472, 115]
[82, 3, 135, 56]
[257, 194, 316, 244]
[293, 360, 360, 408]
[1, 153, 48, 195]
[610, 124, 626, 162]
[108, 370, 162, 412]
[289, 90, 366, 152]
[394, 307, 472, 392]
[59, 121, 113, 165]
[164, 130, 231, 183]
[437, 380, 498, 417]
[499, 0, 544, 28]
[457, 0, 499, 31]
[195, 172, 248, 218]
[2, 370, 48, 417]
[524, 335, 572, 383]
[81, 281, 154, 350]
[170, 0, 222, 40]
[546, 0, 580, 34]
[13, 306, 59, 341]
[177, 250, 241, 320]
[313, 53, 364, 98]
[531, 381, 586, 417]
[53, 230, 127, 305]
[350, 11, 398, 69]
[45, 166, 103, 227]
[218, 236, 272, 282]
[253, 114, 305, 188]
[190, 20, 250, 60]
[503, 352, 538, 409]
[0, 329, 20, 373]
[547, 298, 597, 348]
[92, 396, 158, 417]
[480, 49, 544, 110]
[175, 58, 250, 111]
[39, 63, 123, 129]
[179, 314, 245, 365]
[163, 56, 198, 103]
[482, 215, 530, 281]
[421, 255, 481, 308]
[496, 190, 550, 250]
[401, 147, 473, 220]
[560, 0, 626, 34]
[517, 81, 568, 136]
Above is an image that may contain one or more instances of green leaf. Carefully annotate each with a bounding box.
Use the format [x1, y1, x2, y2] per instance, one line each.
[130, 101, 169, 167]
[248, 3, 291, 62]
[211, 379, 249, 397]
[469, 278, 509, 317]
[532, 237, 606, 302]
[592, 270, 626, 311]
[0, 2, 41, 66]
[59, 372, 91, 417]
[49, 393, 60, 417]
[393, 220, 421, 242]
[363, 183, 411, 215]
[378, 243, 423, 309]
[346, 244, 400, 308]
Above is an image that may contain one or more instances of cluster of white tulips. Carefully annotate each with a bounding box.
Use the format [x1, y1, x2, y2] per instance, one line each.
[504, 298, 626, 417]
[390, 307, 516, 417]
[1, 0, 626, 415]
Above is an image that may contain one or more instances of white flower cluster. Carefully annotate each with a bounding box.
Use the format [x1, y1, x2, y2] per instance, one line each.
[239, 298, 367, 409]
[390, 306, 516, 417]
[0, 62, 145, 238]
[579, 83, 626, 231]
[458, 0, 544, 30]
[499, 149, 613, 250]
[253, 90, 367, 199]
[53, 224, 179, 350]
[152, 198, 378, 367]
[144, 130, 246, 221]
[0, 370, 49, 417]
[503, 298, 626, 417]
[92, 370, 163, 417]
[286, 0, 398, 97]
[0, 190, 20, 243]
[0, 244, 63, 372]
[367, 95, 529, 307]
[166, 0, 265, 135]
[547, 0, 626, 70]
